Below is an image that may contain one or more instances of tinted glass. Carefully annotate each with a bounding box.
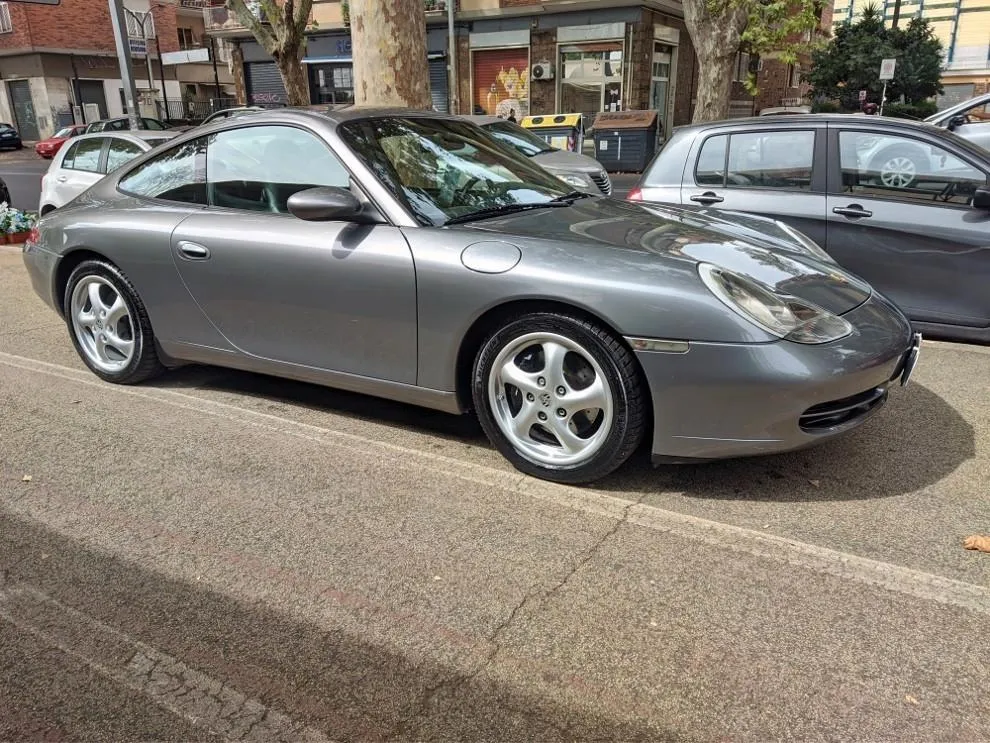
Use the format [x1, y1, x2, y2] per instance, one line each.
[695, 135, 727, 185]
[53, 127, 75, 138]
[63, 139, 103, 172]
[105, 138, 145, 172]
[142, 118, 168, 131]
[838, 131, 987, 205]
[484, 120, 553, 157]
[206, 125, 350, 213]
[726, 130, 814, 190]
[118, 138, 207, 204]
[340, 117, 569, 226]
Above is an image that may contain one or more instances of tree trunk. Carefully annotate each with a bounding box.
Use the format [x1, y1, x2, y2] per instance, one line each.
[275, 51, 311, 106]
[691, 46, 737, 122]
[349, 0, 431, 109]
[682, 0, 748, 123]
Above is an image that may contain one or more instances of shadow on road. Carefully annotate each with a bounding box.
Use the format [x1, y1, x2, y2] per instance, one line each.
[0, 513, 676, 742]
[148, 365, 973, 504]
[602, 382, 974, 502]
[149, 364, 488, 445]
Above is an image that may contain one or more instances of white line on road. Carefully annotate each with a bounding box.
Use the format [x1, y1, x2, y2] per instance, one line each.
[2, 350, 989, 618]
[0, 584, 332, 742]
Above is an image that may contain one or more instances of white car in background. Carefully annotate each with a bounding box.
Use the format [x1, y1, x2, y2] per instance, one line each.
[40, 130, 178, 214]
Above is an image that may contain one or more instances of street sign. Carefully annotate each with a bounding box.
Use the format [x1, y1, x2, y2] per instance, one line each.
[859, 89, 867, 101]
[161, 48, 210, 65]
[879, 58, 896, 80]
[128, 37, 147, 57]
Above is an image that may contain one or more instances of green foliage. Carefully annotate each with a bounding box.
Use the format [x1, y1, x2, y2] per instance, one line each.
[881, 100, 939, 119]
[810, 98, 841, 113]
[805, 4, 943, 109]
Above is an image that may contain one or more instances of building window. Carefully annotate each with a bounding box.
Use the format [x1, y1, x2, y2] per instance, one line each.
[0, 3, 12, 34]
[788, 63, 801, 88]
[733, 52, 751, 82]
[559, 43, 624, 118]
[177, 27, 195, 50]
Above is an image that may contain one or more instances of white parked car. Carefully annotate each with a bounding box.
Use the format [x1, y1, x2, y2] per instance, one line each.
[40, 130, 178, 214]
[925, 93, 990, 152]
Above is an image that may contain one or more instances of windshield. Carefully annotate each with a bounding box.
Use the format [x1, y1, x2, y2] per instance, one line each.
[54, 127, 76, 138]
[483, 120, 554, 156]
[339, 117, 570, 226]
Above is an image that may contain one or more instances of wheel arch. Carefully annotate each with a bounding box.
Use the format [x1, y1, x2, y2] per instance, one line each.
[53, 248, 115, 318]
[453, 298, 652, 417]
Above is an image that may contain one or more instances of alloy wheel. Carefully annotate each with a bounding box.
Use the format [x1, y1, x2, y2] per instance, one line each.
[880, 156, 917, 189]
[69, 276, 136, 373]
[487, 332, 614, 467]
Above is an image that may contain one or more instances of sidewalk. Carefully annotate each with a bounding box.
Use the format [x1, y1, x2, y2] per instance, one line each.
[0, 145, 40, 164]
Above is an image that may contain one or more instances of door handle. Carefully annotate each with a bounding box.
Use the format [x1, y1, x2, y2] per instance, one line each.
[832, 205, 873, 219]
[177, 241, 210, 260]
[56, 175, 68, 183]
[690, 191, 724, 205]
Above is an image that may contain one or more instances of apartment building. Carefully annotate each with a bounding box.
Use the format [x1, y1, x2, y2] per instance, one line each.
[832, 0, 990, 106]
[0, 0, 235, 140]
[207, 0, 821, 136]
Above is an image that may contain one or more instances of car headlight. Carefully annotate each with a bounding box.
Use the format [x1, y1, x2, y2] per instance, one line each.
[557, 173, 593, 189]
[698, 263, 852, 344]
[774, 221, 836, 264]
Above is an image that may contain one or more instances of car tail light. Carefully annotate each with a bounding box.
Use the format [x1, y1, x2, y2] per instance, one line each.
[626, 187, 643, 201]
[25, 226, 39, 246]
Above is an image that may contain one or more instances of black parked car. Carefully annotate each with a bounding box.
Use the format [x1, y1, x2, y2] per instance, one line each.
[629, 114, 990, 343]
[0, 122, 23, 150]
[0, 176, 10, 204]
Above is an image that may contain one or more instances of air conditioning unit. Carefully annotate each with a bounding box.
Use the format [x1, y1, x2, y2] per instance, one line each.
[531, 62, 554, 81]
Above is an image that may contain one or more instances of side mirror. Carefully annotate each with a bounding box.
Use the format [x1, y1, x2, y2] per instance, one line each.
[287, 186, 362, 222]
[972, 186, 990, 210]
[948, 115, 967, 130]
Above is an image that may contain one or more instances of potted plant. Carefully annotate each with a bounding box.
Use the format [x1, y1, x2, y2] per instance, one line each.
[0, 203, 38, 244]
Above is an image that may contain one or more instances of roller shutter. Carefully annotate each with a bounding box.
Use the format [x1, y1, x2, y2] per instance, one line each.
[244, 62, 287, 106]
[471, 48, 529, 117]
[428, 56, 449, 113]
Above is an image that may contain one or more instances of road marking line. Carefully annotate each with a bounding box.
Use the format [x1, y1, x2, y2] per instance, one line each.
[0, 585, 331, 742]
[2, 350, 989, 617]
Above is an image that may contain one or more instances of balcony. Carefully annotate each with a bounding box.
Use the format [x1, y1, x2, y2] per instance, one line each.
[205, 0, 455, 35]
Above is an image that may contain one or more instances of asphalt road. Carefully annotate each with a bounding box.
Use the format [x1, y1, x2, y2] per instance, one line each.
[0, 154, 641, 213]
[0, 155, 48, 212]
[2, 248, 990, 736]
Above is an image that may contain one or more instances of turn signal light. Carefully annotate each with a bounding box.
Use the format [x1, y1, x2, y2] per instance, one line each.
[626, 187, 643, 201]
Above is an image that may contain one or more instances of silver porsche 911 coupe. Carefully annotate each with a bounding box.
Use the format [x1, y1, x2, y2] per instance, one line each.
[22, 107, 920, 484]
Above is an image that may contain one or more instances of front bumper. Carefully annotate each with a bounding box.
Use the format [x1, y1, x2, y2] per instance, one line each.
[636, 292, 916, 462]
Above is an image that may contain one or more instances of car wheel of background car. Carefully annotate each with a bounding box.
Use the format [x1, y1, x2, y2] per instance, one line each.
[472, 312, 646, 484]
[64, 259, 165, 384]
[875, 148, 922, 189]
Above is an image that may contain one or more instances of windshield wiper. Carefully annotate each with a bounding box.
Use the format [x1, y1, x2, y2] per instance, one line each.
[550, 191, 594, 204]
[444, 201, 570, 226]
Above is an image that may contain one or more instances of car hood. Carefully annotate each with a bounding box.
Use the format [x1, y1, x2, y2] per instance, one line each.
[531, 149, 604, 174]
[464, 197, 872, 316]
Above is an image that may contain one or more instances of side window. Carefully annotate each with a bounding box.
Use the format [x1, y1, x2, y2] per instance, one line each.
[838, 131, 987, 206]
[105, 138, 145, 173]
[62, 139, 103, 173]
[695, 135, 727, 186]
[143, 118, 167, 131]
[205, 125, 351, 214]
[725, 130, 815, 190]
[118, 137, 208, 204]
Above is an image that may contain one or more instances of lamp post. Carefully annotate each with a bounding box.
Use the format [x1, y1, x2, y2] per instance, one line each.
[123, 7, 157, 117]
[108, 0, 141, 129]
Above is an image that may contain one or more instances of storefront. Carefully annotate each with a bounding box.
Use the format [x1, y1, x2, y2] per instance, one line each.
[240, 29, 451, 110]
[469, 30, 530, 118]
[557, 24, 626, 123]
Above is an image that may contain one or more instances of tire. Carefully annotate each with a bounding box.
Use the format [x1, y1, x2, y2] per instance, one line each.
[63, 259, 165, 384]
[472, 312, 647, 485]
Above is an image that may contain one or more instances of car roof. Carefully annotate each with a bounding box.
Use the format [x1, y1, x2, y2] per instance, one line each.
[69, 130, 179, 143]
[458, 114, 503, 126]
[672, 113, 967, 138]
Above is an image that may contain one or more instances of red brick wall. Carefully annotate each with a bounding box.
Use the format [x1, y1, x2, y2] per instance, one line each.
[528, 29, 554, 114]
[0, 0, 180, 55]
[150, 3, 180, 55]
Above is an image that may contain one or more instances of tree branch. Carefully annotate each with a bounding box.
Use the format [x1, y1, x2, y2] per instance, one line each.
[293, 0, 313, 31]
[226, 0, 276, 53]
